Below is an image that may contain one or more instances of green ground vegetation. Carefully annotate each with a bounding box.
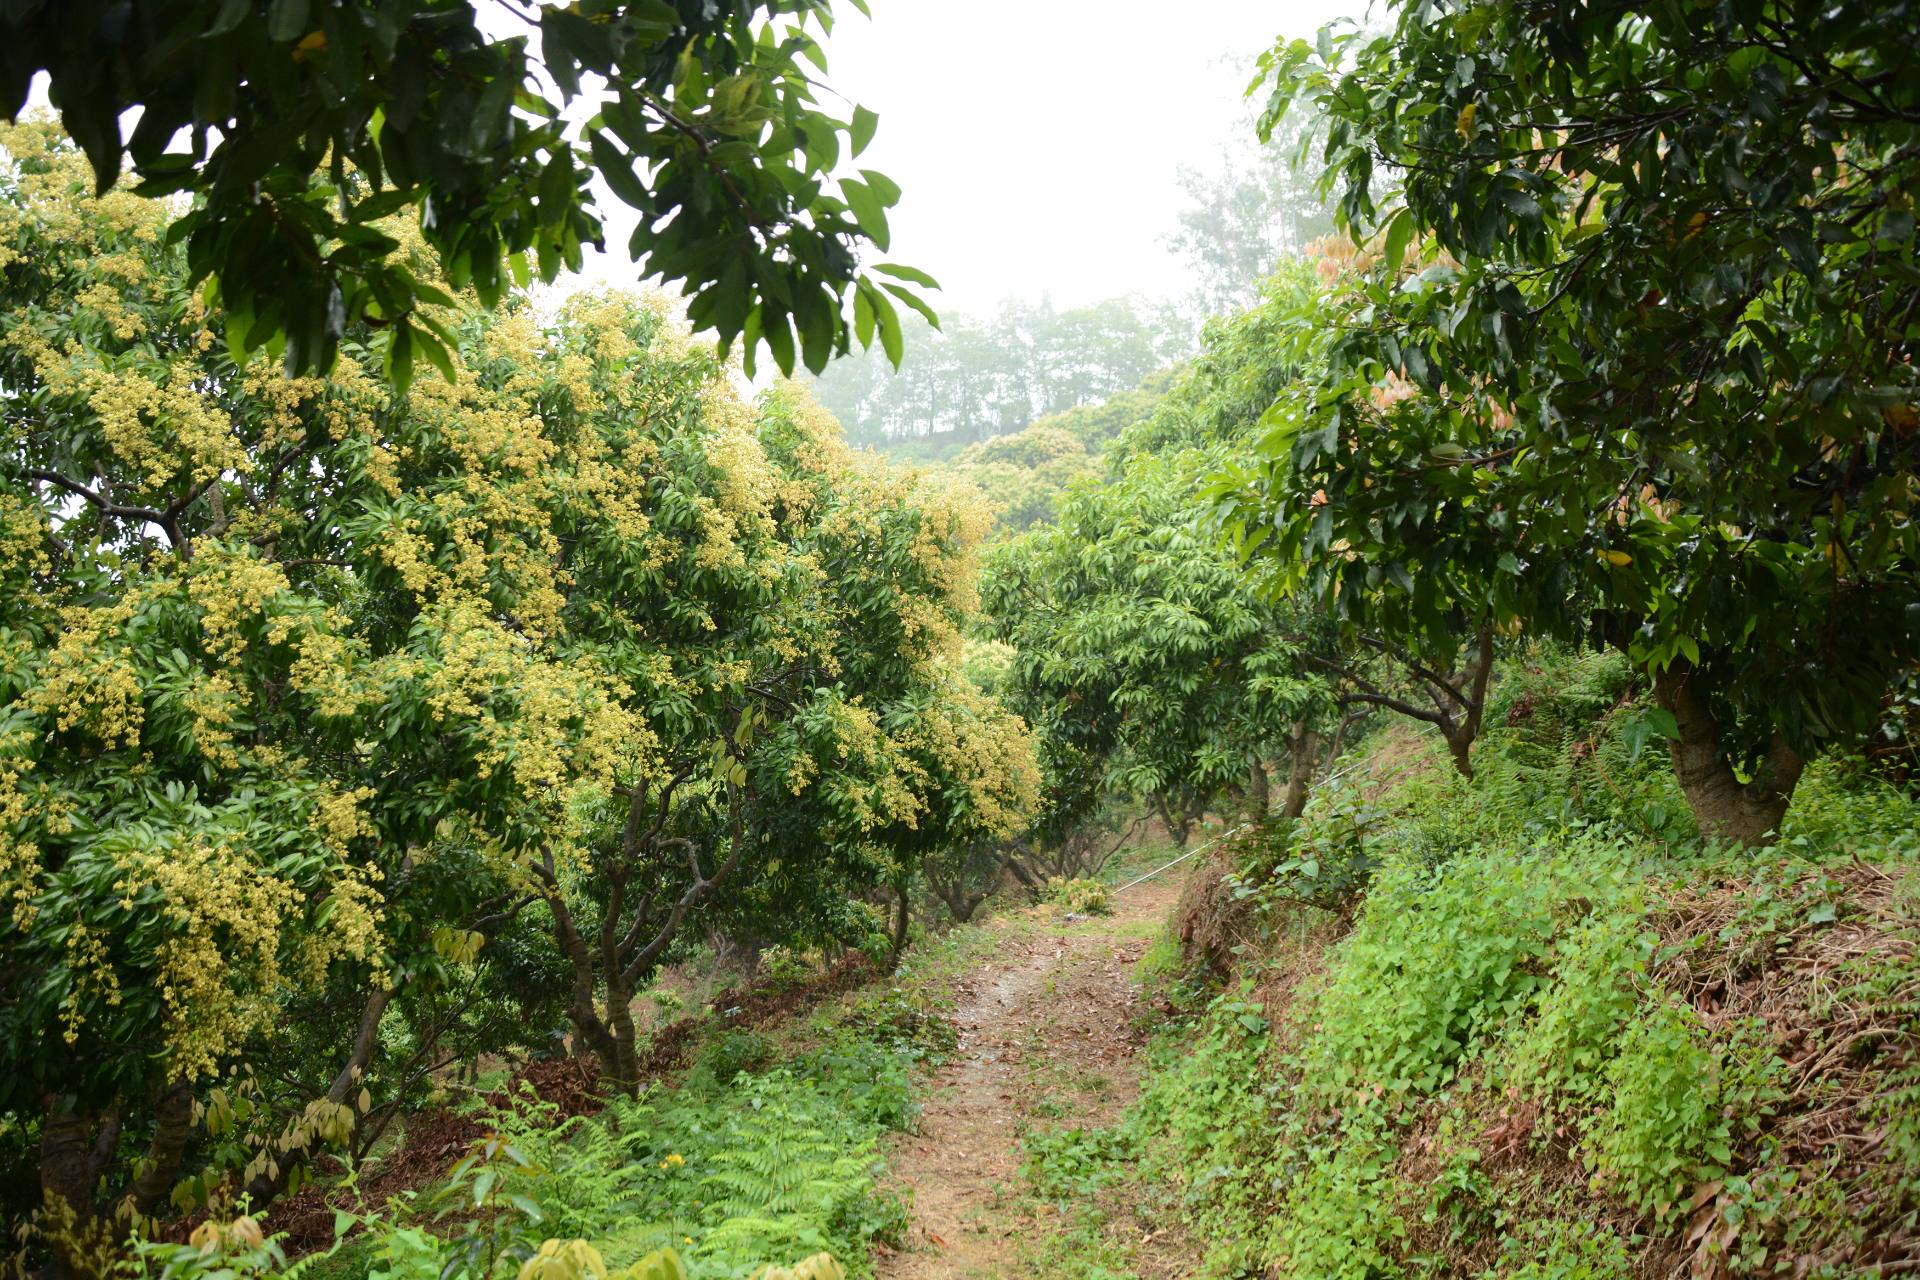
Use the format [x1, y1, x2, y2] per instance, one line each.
[1020, 646, 1920, 1279]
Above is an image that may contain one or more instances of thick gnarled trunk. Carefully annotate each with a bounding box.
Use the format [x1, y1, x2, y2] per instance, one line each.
[38, 1097, 98, 1275]
[1652, 661, 1804, 847]
[39, 1076, 197, 1279]
[932, 879, 987, 923]
[1152, 792, 1207, 848]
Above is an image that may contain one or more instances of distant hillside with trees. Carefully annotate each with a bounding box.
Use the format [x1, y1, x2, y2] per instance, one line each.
[807, 294, 1187, 458]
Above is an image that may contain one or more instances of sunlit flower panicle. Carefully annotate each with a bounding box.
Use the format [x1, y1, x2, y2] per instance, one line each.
[186, 547, 294, 663]
[24, 601, 146, 748]
[0, 489, 52, 578]
[181, 671, 244, 769]
[78, 361, 249, 492]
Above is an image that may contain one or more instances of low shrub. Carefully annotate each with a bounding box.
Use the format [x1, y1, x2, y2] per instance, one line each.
[690, 1029, 777, 1086]
[834, 988, 959, 1062]
[1233, 795, 1383, 913]
[1021, 1126, 1134, 1205]
[1585, 1004, 1784, 1221]
[143, 1017, 924, 1280]
[1486, 1218, 1636, 1280]
[1044, 877, 1113, 916]
[756, 946, 814, 991]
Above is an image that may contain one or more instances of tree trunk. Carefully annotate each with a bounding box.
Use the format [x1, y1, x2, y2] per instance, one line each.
[603, 972, 642, 1096]
[1328, 626, 1495, 779]
[945, 888, 985, 923]
[1652, 661, 1804, 847]
[1434, 626, 1496, 780]
[1246, 761, 1271, 819]
[121, 1079, 194, 1219]
[1282, 722, 1316, 819]
[39, 1074, 203, 1278]
[550, 886, 623, 1086]
[39, 1095, 98, 1278]
[885, 882, 912, 973]
[1153, 794, 1196, 848]
[538, 774, 748, 1098]
[1441, 729, 1475, 779]
[241, 982, 395, 1209]
[931, 873, 987, 923]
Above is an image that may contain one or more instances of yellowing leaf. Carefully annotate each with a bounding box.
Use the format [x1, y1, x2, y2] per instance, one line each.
[291, 31, 327, 62]
[1599, 549, 1632, 566]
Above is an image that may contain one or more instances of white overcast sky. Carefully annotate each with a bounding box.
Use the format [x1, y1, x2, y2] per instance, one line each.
[569, 0, 1363, 316]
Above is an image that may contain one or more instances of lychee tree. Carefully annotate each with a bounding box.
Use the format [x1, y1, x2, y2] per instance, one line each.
[984, 451, 1323, 848]
[0, 124, 1029, 1256]
[1218, 0, 1920, 844]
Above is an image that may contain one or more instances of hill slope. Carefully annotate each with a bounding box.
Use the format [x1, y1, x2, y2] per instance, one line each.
[1021, 647, 1920, 1278]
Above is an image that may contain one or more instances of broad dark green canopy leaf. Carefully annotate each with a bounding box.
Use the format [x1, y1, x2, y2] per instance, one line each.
[2, 0, 932, 386]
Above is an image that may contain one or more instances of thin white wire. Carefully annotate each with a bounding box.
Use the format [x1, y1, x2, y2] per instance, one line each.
[1111, 823, 1251, 894]
[1111, 723, 1440, 893]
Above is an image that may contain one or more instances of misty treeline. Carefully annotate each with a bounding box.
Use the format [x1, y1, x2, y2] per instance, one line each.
[808, 294, 1186, 452]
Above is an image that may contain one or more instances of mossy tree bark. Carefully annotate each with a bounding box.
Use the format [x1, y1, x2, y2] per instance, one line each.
[1282, 722, 1317, 819]
[1652, 660, 1805, 847]
[39, 1078, 196, 1279]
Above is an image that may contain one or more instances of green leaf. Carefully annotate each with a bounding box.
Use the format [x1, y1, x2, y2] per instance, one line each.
[873, 262, 940, 290]
[764, 310, 796, 375]
[867, 286, 904, 367]
[206, 0, 252, 37]
[384, 323, 414, 396]
[590, 132, 649, 209]
[1382, 206, 1414, 277]
[858, 168, 902, 205]
[841, 179, 891, 251]
[850, 104, 879, 157]
[414, 325, 457, 384]
[853, 287, 875, 349]
[880, 282, 938, 328]
[1621, 708, 1680, 762]
[266, 0, 310, 42]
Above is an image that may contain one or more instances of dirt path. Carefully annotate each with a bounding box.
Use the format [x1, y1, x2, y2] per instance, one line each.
[876, 872, 1186, 1280]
